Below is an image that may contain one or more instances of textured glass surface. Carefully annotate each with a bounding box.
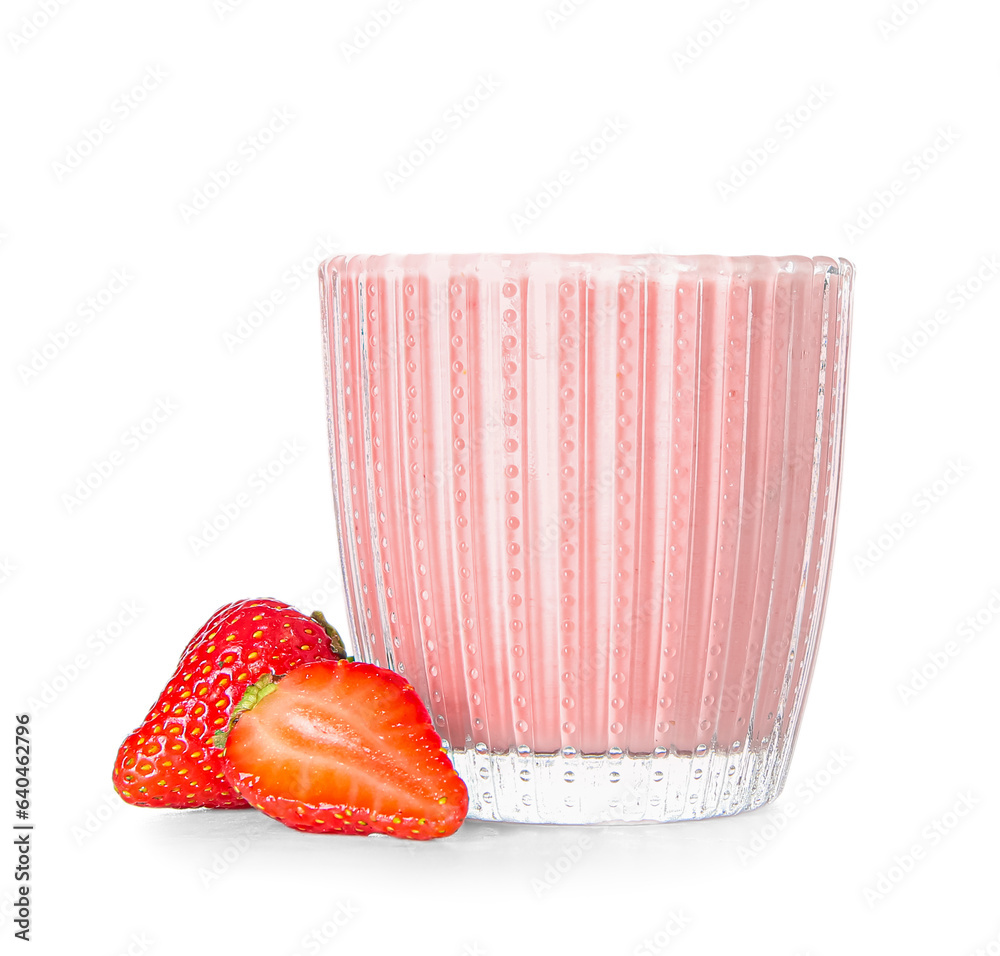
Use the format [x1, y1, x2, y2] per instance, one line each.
[321, 253, 853, 823]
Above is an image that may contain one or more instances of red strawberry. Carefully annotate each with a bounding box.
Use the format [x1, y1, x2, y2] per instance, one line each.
[214, 660, 469, 839]
[112, 599, 346, 809]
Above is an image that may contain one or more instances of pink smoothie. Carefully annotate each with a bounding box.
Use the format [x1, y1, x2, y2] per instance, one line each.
[324, 254, 849, 761]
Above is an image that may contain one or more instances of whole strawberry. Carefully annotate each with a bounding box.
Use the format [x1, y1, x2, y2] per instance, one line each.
[113, 599, 346, 809]
[215, 660, 469, 839]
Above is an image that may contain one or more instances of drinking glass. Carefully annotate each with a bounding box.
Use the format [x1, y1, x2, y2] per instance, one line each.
[321, 253, 853, 823]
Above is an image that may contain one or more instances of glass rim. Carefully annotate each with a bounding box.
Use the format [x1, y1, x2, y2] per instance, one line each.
[321, 252, 854, 279]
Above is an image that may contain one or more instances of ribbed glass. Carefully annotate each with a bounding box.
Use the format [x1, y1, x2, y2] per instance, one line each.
[321, 253, 853, 823]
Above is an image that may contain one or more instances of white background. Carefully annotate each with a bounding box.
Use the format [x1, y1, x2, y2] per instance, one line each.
[3, 1, 999, 953]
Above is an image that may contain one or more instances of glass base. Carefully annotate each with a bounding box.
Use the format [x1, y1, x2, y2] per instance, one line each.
[448, 745, 788, 824]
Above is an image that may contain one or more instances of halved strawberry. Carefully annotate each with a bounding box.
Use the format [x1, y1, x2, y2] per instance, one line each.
[214, 660, 469, 839]
[112, 599, 346, 809]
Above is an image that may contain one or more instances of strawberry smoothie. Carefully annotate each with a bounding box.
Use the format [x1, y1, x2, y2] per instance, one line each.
[322, 254, 852, 822]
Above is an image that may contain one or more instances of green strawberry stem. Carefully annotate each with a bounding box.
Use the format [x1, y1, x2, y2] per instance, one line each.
[311, 610, 349, 660]
[212, 674, 279, 751]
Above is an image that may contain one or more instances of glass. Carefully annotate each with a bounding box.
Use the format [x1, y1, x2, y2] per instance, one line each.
[320, 253, 853, 823]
